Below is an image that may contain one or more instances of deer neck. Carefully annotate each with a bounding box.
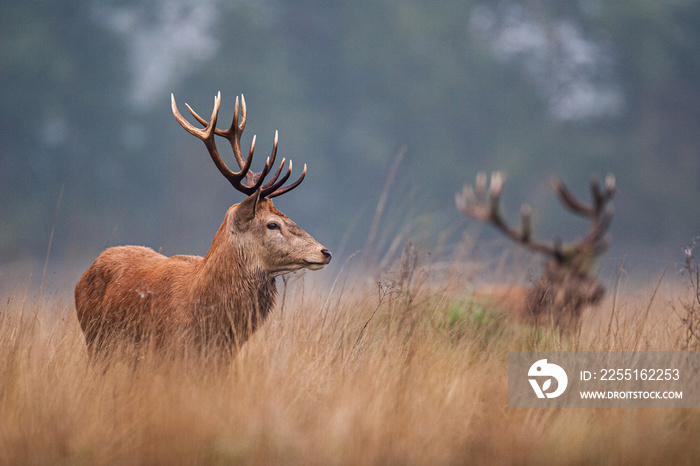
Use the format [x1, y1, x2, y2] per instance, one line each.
[191, 223, 278, 338]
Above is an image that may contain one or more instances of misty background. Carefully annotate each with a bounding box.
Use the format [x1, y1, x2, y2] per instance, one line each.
[2, 0, 700, 290]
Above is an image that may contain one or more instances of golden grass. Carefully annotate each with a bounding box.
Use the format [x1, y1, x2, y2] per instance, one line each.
[1, 256, 700, 465]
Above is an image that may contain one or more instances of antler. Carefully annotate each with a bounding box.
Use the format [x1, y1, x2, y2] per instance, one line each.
[456, 172, 615, 263]
[553, 174, 616, 255]
[171, 92, 306, 199]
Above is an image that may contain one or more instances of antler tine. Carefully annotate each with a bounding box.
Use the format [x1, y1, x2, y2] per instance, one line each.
[266, 164, 307, 199]
[234, 126, 306, 199]
[171, 92, 219, 140]
[593, 174, 616, 213]
[256, 130, 305, 197]
[188, 95, 249, 168]
[553, 175, 616, 253]
[171, 92, 253, 193]
[455, 172, 491, 221]
[261, 157, 291, 192]
[555, 175, 616, 219]
[592, 204, 615, 250]
[251, 129, 279, 186]
[554, 179, 594, 217]
[226, 95, 247, 166]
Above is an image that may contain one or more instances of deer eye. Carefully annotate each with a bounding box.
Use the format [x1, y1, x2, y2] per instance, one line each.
[267, 221, 281, 231]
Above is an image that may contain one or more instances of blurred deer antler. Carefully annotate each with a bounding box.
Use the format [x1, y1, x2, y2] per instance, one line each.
[456, 172, 615, 267]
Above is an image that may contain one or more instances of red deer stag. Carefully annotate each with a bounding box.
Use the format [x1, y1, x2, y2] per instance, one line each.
[456, 172, 615, 331]
[75, 92, 331, 353]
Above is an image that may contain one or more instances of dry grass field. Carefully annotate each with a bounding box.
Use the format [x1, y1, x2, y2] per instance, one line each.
[1, 250, 700, 465]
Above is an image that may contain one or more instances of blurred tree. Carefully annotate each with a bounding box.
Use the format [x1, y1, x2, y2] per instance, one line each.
[0, 0, 129, 261]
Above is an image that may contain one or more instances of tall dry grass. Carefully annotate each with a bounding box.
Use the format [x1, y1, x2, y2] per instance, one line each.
[1, 250, 700, 465]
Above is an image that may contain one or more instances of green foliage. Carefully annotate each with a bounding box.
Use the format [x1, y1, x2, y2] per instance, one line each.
[447, 298, 499, 331]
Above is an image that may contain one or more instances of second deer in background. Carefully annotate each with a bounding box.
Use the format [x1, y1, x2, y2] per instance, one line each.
[456, 172, 615, 332]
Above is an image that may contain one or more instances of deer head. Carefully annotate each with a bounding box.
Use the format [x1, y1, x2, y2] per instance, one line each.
[456, 172, 615, 330]
[171, 92, 332, 276]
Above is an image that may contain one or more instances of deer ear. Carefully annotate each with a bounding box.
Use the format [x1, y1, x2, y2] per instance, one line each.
[234, 189, 262, 228]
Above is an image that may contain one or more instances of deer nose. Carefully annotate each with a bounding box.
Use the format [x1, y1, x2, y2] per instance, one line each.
[321, 249, 332, 262]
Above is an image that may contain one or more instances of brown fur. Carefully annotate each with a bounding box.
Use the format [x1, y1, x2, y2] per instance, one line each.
[75, 195, 330, 353]
[524, 261, 604, 330]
